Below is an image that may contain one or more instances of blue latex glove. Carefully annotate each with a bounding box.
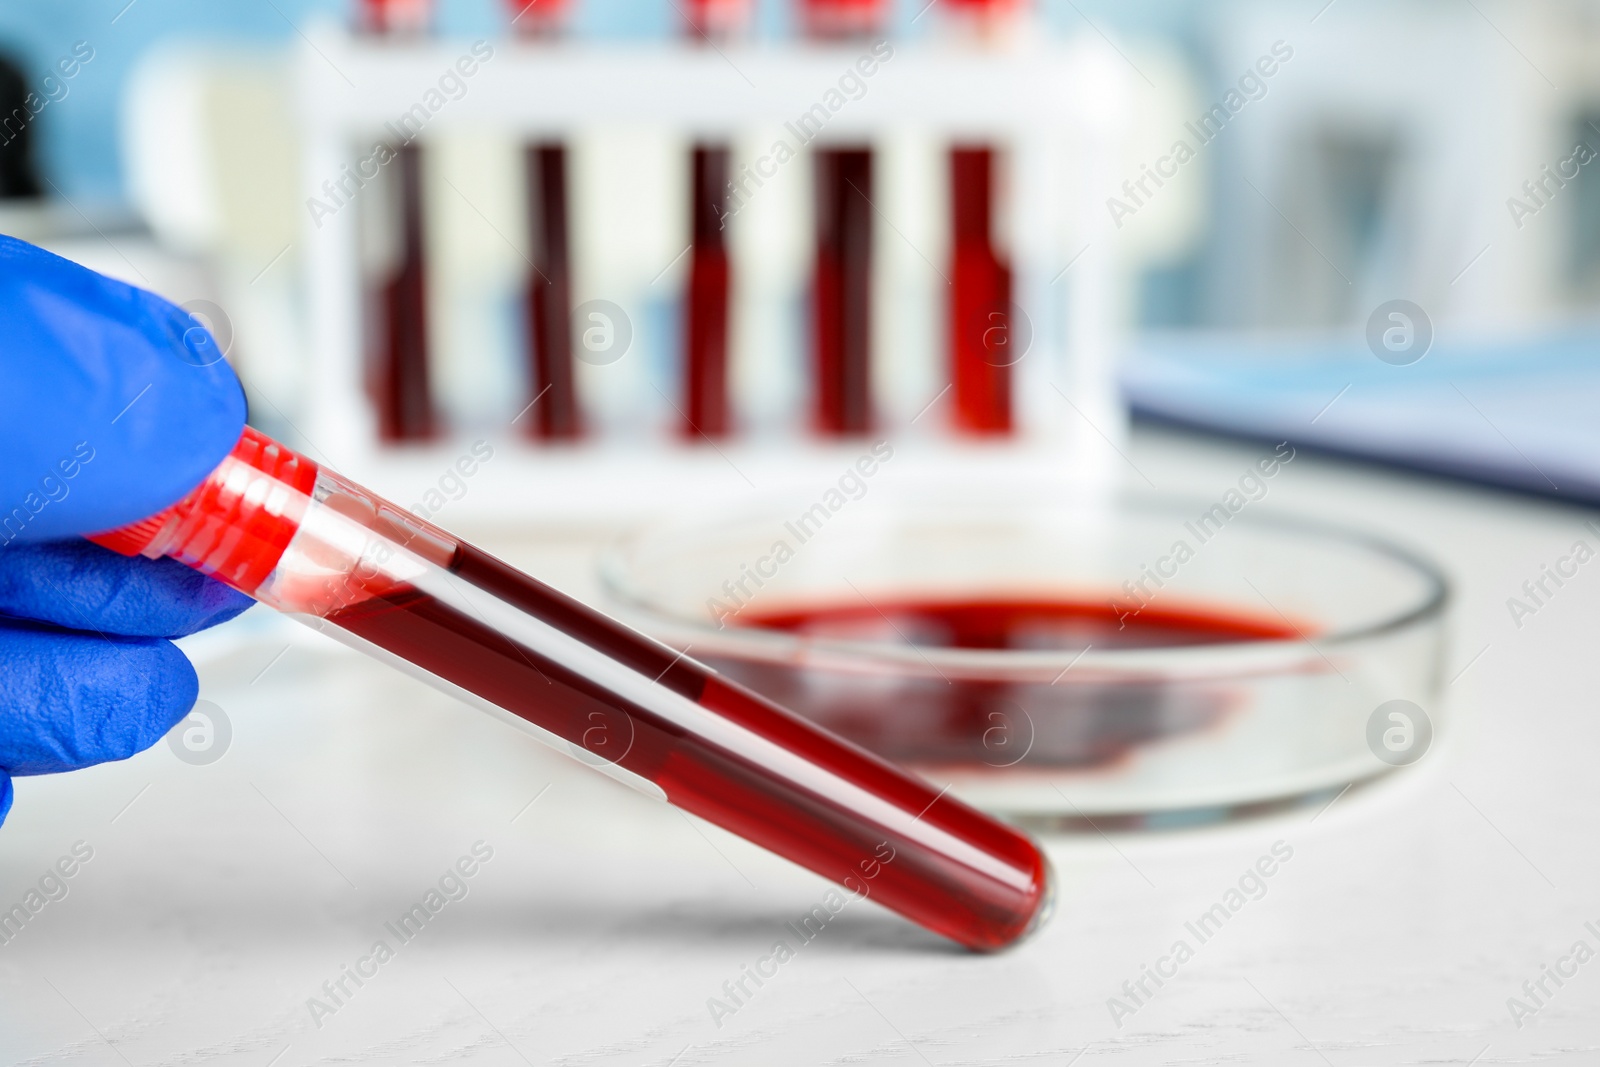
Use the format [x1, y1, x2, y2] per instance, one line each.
[0, 235, 252, 825]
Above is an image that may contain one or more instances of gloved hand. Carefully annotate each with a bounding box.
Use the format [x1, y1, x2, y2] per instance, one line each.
[0, 235, 252, 826]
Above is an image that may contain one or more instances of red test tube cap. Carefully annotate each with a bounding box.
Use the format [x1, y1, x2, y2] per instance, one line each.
[687, 0, 752, 38]
[359, 0, 434, 35]
[798, 0, 888, 39]
[506, 0, 571, 36]
[87, 427, 319, 597]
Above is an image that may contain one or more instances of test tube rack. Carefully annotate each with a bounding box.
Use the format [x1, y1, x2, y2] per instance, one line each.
[295, 23, 1132, 525]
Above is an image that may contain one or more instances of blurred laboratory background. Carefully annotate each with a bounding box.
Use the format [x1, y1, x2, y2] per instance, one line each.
[5, 0, 1599, 516]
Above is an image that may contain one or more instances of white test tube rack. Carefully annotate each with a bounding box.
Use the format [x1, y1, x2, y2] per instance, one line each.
[295, 23, 1132, 526]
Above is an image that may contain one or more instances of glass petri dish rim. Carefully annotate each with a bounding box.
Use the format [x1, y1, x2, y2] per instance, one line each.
[600, 494, 1452, 683]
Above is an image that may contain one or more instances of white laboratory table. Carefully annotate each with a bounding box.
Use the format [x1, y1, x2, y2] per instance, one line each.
[3, 425, 1598, 1065]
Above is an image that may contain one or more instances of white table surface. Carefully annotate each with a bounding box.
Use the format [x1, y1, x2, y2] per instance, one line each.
[3, 425, 1596, 1066]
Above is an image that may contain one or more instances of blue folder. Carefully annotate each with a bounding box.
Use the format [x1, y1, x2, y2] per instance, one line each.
[1122, 328, 1600, 505]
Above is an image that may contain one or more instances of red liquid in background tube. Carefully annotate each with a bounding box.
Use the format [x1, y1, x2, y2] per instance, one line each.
[326, 546, 1052, 950]
[524, 144, 580, 440]
[361, 2, 435, 440]
[373, 143, 435, 442]
[685, 145, 732, 438]
[949, 147, 1013, 435]
[813, 148, 874, 435]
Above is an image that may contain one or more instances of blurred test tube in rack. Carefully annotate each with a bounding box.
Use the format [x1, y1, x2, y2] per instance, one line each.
[799, 0, 888, 437]
[360, 0, 437, 442]
[943, 0, 1023, 436]
[508, 0, 581, 441]
[681, 0, 751, 440]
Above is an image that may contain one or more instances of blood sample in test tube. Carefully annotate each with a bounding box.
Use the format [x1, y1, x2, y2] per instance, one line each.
[361, 0, 437, 442]
[945, 0, 1022, 435]
[681, 0, 748, 439]
[949, 146, 1013, 434]
[507, 0, 581, 440]
[812, 147, 873, 435]
[684, 145, 732, 438]
[798, 0, 886, 436]
[88, 426, 1055, 952]
[523, 143, 580, 440]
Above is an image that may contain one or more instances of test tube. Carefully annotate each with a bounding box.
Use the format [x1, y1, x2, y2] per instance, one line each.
[799, 0, 886, 436]
[524, 143, 580, 440]
[949, 147, 1012, 434]
[812, 147, 874, 434]
[361, 0, 437, 442]
[0, 55, 42, 199]
[684, 145, 732, 437]
[944, 0, 1020, 434]
[88, 427, 1053, 951]
[507, 0, 581, 441]
[682, 0, 749, 439]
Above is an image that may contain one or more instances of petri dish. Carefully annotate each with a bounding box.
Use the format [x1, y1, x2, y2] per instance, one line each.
[600, 487, 1449, 829]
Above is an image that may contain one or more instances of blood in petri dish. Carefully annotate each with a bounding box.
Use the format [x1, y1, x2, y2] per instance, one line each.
[717, 596, 1306, 770]
[742, 596, 1300, 650]
[325, 546, 1050, 951]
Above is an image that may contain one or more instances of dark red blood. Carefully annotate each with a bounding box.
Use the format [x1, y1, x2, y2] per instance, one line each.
[717, 596, 1304, 770]
[741, 596, 1301, 651]
[372, 143, 436, 442]
[524, 143, 580, 440]
[949, 147, 1013, 435]
[684, 145, 731, 438]
[812, 148, 873, 435]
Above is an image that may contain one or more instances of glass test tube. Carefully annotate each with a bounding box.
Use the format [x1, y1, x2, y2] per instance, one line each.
[682, 0, 748, 439]
[362, 0, 438, 442]
[523, 143, 579, 440]
[944, 0, 1021, 435]
[800, 0, 885, 436]
[88, 428, 1054, 951]
[949, 147, 1013, 434]
[811, 148, 874, 436]
[685, 145, 733, 438]
[508, 0, 581, 440]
